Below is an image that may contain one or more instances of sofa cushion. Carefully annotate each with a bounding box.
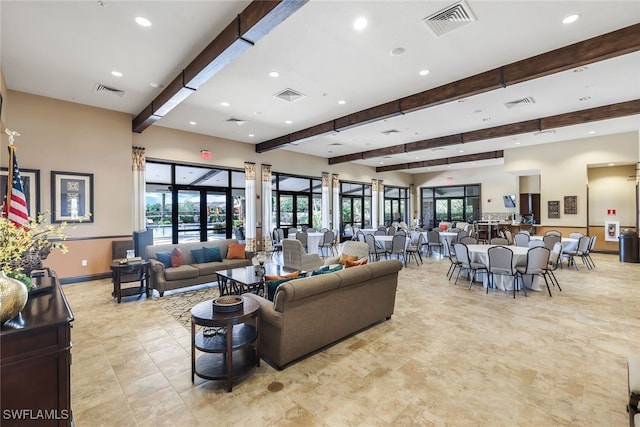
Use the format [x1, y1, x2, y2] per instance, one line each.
[191, 248, 206, 264]
[227, 243, 246, 259]
[338, 253, 358, 265]
[195, 261, 226, 276]
[222, 258, 252, 269]
[171, 247, 184, 267]
[164, 265, 199, 281]
[203, 246, 223, 262]
[345, 258, 368, 268]
[156, 252, 172, 268]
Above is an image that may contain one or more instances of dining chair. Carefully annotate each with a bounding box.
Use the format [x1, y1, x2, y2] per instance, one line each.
[295, 231, 308, 252]
[426, 230, 444, 257]
[543, 242, 563, 292]
[288, 227, 298, 237]
[365, 233, 386, 262]
[564, 235, 591, 271]
[585, 235, 597, 269]
[503, 229, 513, 245]
[513, 232, 530, 247]
[542, 234, 561, 251]
[271, 228, 283, 257]
[528, 240, 546, 248]
[319, 230, 336, 258]
[519, 230, 531, 236]
[374, 229, 386, 236]
[544, 230, 562, 237]
[487, 245, 518, 295]
[490, 237, 509, 245]
[459, 236, 477, 245]
[516, 246, 551, 298]
[568, 232, 585, 239]
[405, 232, 424, 266]
[453, 243, 488, 290]
[386, 234, 407, 266]
[445, 240, 462, 280]
[387, 225, 397, 236]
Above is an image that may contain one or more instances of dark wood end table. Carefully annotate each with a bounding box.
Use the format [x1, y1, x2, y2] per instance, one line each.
[110, 259, 151, 303]
[190, 296, 260, 392]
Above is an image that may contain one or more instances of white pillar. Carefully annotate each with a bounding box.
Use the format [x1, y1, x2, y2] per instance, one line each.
[322, 172, 330, 229]
[371, 179, 378, 228]
[332, 174, 340, 234]
[261, 164, 272, 252]
[244, 162, 256, 252]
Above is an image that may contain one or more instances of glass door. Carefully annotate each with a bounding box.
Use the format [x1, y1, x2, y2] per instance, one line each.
[176, 188, 229, 243]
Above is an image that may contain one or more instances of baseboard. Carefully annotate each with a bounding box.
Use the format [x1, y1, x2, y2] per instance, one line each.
[59, 272, 111, 285]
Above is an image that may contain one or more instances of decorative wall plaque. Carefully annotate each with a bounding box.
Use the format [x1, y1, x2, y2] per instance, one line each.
[548, 201, 560, 219]
[564, 196, 577, 215]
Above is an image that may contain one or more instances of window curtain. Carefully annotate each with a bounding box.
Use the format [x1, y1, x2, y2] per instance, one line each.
[322, 172, 330, 230]
[378, 180, 384, 226]
[132, 146, 146, 231]
[244, 162, 256, 252]
[332, 174, 339, 234]
[261, 164, 272, 252]
[371, 179, 378, 228]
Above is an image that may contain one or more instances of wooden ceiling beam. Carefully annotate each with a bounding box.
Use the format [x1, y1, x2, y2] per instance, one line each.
[376, 150, 504, 173]
[256, 24, 639, 154]
[133, 0, 308, 133]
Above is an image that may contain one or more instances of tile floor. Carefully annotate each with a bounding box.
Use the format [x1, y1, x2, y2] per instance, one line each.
[63, 251, 639, 426]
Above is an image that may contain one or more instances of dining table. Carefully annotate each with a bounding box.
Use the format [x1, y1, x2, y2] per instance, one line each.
[465, 244, 541, 291]
[529, 236, 579, 252]
[287, 231, 325, 254]
[421, 231, 458, 256]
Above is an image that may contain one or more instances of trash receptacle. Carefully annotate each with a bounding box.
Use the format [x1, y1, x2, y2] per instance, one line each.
[619, 230, 639, 263]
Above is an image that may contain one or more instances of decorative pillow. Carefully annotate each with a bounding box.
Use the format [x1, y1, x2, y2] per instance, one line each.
[265, 278, 296, 301]
[311, 266, 330, 276]
[345, 258, 368, 268]
[264, 271, 300, 281]
[191, 248, 205, 264]
[338, 253, 358, 265]
[155, 252, 172, 268]
[171, 247, 184, 267]
[226, 243, 246, 259]
[327, 264, 343, 273]
[203, 246, 223, 262]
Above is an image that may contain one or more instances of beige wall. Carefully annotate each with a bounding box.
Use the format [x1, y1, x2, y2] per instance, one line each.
[588, 165, 636, 227]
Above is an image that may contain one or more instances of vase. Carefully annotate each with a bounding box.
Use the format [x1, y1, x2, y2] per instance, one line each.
[0, 270, 29, 324]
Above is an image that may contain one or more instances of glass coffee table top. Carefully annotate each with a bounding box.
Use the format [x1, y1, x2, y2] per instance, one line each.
[216, 264, 301, 296]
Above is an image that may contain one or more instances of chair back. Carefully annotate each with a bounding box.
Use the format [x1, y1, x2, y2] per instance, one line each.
[277, 228, 285, 241]
[456, 230, 468, 242]
[528, 239, 546, 248]
[459, 236, 477, 245]
[288, 227, 298, 237]
[490, 237, 509, 245]
[488, 245, 515, 275]
[588, 235, 597, 252]
[545, 230, 562, 237]
[295, 231, 308, 248]
[453, 243, 470, 268]
[514, 232, 530, 247]
[504, 229, 513, 245]
[568, 232, 585, 239]
[322, 230, 335, 246]
[548, 242, 562, 270]
[523, 246, 550, 274]
[282, 239, 305, 268]
[542, 234, 561, 251]
[374, 229, 386, 236]
[272, 228, 280, 243]
[519, 230, 531, 236]
[426, 230, 440, 244]
[577, 235, 590, 253]
[387, 225, 397, 236]
[356, 231, 366, 242]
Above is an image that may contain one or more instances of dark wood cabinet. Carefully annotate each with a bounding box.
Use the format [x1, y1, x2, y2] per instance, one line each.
[1, 276, 74, 426]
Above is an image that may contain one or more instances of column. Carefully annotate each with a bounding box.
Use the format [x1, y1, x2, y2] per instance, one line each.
[132, 146, 146, 231]
[244, 162, 256, 252]
[378, 180, 385, 227]
[371, 179, 378, 228]
[261, 164, 273, 252]
[322, 172, 330, 230]
[332, 174, 340, 235]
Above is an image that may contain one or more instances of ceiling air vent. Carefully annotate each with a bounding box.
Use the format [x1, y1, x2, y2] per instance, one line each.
[93, 83, 126, 98]
[226, 118, 247, 126]
[423, 1, 476, 37]
[505, 96, 536, 109]
[274, 88, 305, 103]
[381, 129, 400, 135]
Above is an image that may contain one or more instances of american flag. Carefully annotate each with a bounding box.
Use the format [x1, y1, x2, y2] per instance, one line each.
[2, 145, 30, 228]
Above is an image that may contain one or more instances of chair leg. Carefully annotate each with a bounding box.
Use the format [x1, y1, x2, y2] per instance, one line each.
[550, 271, 561, 291]
[542, 273, 552, 297]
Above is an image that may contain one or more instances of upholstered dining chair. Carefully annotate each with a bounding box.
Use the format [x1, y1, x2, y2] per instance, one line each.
[271, 228, 283, 257]
[426, 230, 443, 257]
[544, 230, 562, 237]
[542, 234, 561, 251]
[487, 245, 518, 295]
[490, 237, 509, 245]
[445, 240, 462, 280]
[514, 232, 530, 247]
[386, 234, 407, 266]
[585, 235, 597, 269]
[516, 246, 551, 298]
[295, 231, 308, 252]
[543, 242, 563, 293]
[528, 239, 546, 248]
[365, 233, 386, 262]
[453, 243, 488, 290]
[405, 232, 424, 266]
[319, 230, 336, 258]
[564, 235, 591, 271]
[282, 239, 324, 272]
[568, 232, 585, 239]
[459, 236, 477, 245]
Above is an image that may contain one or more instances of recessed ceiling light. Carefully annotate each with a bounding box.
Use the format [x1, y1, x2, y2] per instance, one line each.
[220, 102, 230, 107]
[390, 47, 405, 56]
[419, 69, 430, 76]
[562, 14, 580, 24]
[338, 100, 346, 105]
[515, 142, 521, 145]
[353, 17, 367, 31]
[254, 111, 263, 115]
[189, 121, 196, 125]
[111, 71, 122, 77]
[379, 161, 384, 165]
[472, 163, 476, 166]
[268, 71, 280, 78]
[285, 120, 292, 124]
[135, 16, 152, 27]
[459, 150, 464, 153]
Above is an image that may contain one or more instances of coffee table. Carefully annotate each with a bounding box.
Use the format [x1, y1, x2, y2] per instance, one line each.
[216, 264, 301, 296]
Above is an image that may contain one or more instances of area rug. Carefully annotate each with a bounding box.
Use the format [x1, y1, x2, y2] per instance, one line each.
[154, 285, 220, 329]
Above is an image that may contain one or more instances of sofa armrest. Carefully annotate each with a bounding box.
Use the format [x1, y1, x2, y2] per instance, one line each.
[243, 293, 283, 329]
[147, 259, 166, 293]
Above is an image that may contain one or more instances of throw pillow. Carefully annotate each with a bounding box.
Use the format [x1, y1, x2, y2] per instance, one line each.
[311, 266, 330, 276]
[264, 271, 300, 281]
[345, 258, 368, 268]
[171, 247, 184, 268]
[227, 243, 246, 259]
[338, 253, 358, 265]
[265, 277, 297, 301]
[327, 264, 343, 273]
[191, 248, 205, 264]
[203, 246, 223, 262]
[155, 251, 172, 268]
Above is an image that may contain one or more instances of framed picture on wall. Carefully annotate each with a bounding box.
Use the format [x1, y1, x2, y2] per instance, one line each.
[548, 201, 560, 219]
[564, 195, 577, 215]
[0, 167, 41, 216]
[51, 171, 94, 223]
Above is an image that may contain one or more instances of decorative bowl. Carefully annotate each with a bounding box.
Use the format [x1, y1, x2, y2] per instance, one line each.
[212, 295, 244, 313]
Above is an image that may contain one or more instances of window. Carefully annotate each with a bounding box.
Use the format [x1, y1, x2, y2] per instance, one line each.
[383, 186, 409, 226]
[272, 173, 322, 231]
[420, 184, 480, 229]
[340, 181, 372, 237]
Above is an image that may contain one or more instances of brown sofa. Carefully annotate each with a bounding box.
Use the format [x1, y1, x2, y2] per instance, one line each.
[145, 239, 252, 296]
[244, 259, 403, 369]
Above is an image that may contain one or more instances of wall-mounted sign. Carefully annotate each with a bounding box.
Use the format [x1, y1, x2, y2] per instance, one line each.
[605, 221, 620, 242]
[607, 209, 617, 215]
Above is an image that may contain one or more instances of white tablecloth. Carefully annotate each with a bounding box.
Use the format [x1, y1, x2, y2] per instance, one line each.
[529, 236, 579, 252]
[287, 232, 325, 254]
[465, 244, 540, 291]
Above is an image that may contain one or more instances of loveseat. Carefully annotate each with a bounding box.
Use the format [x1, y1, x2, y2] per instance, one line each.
[145, 239, 252, 296]
[244, 259, 403, 369]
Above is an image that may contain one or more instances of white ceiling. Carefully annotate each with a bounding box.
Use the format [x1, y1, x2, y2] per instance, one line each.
[2, 1, 639, 174]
